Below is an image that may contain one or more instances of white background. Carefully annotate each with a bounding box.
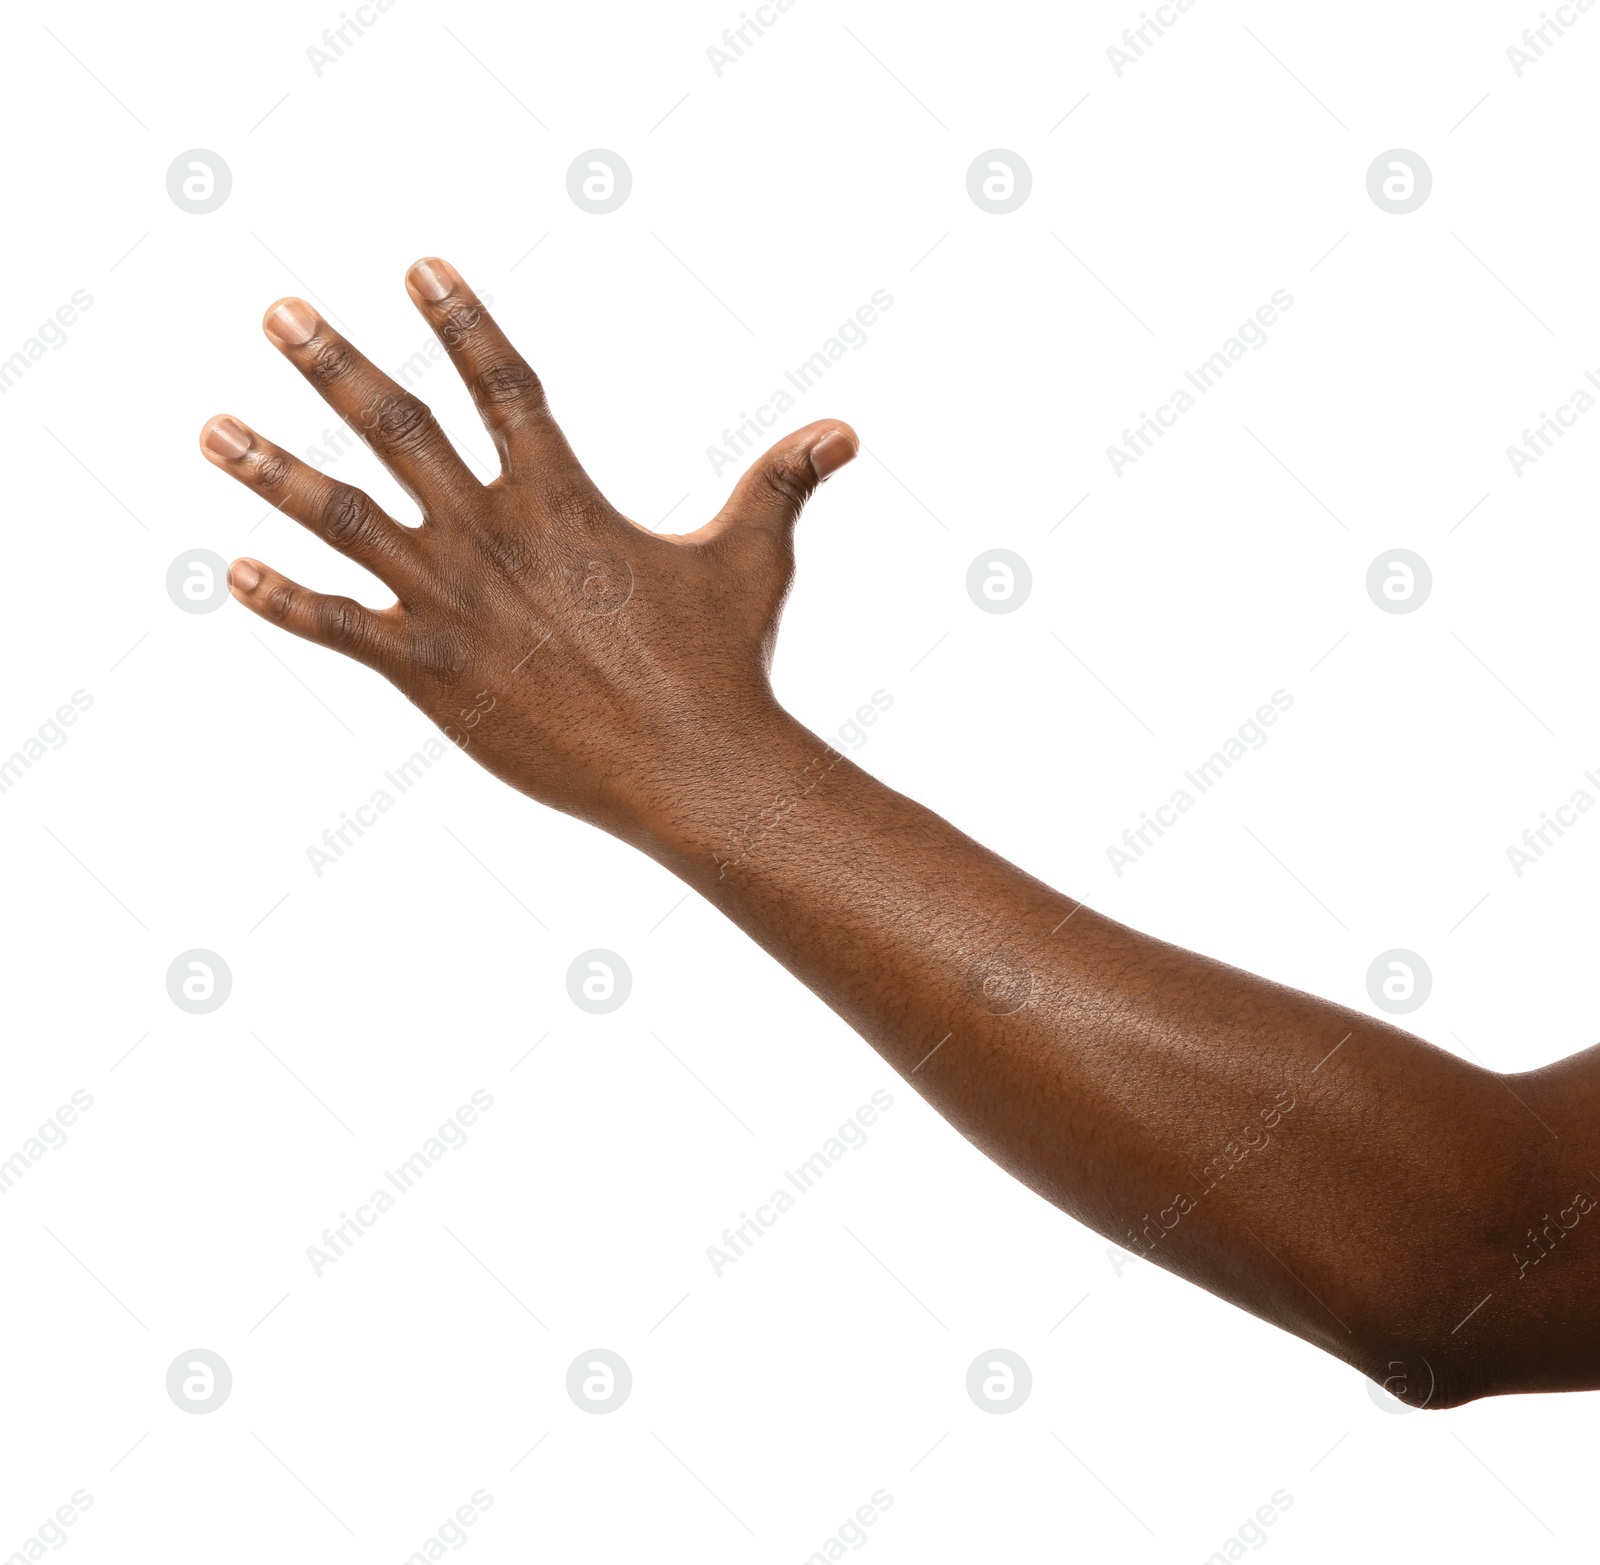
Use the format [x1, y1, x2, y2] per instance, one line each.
[2, 0, 1598, 1559]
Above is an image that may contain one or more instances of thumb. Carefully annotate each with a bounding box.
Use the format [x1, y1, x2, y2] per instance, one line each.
[701, 420, 858, 543]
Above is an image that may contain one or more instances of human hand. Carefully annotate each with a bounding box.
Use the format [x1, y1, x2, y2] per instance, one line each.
[200, 258, 857, 842]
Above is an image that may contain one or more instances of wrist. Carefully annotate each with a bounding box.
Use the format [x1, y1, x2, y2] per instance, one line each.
[622, 703, 847, 888]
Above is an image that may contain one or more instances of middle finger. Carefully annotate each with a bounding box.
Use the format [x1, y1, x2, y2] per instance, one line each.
[263, 296, 478, 516]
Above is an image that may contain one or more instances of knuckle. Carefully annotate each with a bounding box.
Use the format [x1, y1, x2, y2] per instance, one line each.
[437, 301, 485, 349]
[321, 484, 385, 551]
[362, 391, 435, 452]
[757, 458, 811, 512]
[308, 339, 356, 386]
[318, 596, 368, 649]
[413, 627, 469, 683]
[252, 450, 293, 491]
[540, 480, 598, 532]
[478, 523, 538, 579]
[266, 584, 297, 624]
[477, 360, 544, 409]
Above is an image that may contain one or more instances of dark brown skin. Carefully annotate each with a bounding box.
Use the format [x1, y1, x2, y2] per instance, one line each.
[202, 258, 1600, 1409]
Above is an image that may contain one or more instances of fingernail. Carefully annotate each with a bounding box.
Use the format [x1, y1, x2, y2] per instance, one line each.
[410, 258, 454, 303]
[810, 429, 858, 481]
[264, 299, 318, 346]
[230, 559, 262, 592]
[203, 416, 252, 460]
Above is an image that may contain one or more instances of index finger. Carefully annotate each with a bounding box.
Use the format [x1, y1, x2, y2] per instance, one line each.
[404, 256, 591, 487]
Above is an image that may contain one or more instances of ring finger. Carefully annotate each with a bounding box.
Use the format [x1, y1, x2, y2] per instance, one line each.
[199, 414, 425, 596]
[261, 297, 479, 514]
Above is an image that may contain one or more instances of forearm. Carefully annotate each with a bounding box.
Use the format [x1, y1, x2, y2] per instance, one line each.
[637, 711, 1596, 1404]
[207, 260, 1600, 1407]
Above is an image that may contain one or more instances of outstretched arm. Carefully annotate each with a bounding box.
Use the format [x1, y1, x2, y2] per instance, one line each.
[202, 259, 1600, 1408]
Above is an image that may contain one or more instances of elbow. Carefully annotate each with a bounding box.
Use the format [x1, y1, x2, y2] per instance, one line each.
[1342, 1179, 1600, 1409]
[1357, 1340, 1490, 1412]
